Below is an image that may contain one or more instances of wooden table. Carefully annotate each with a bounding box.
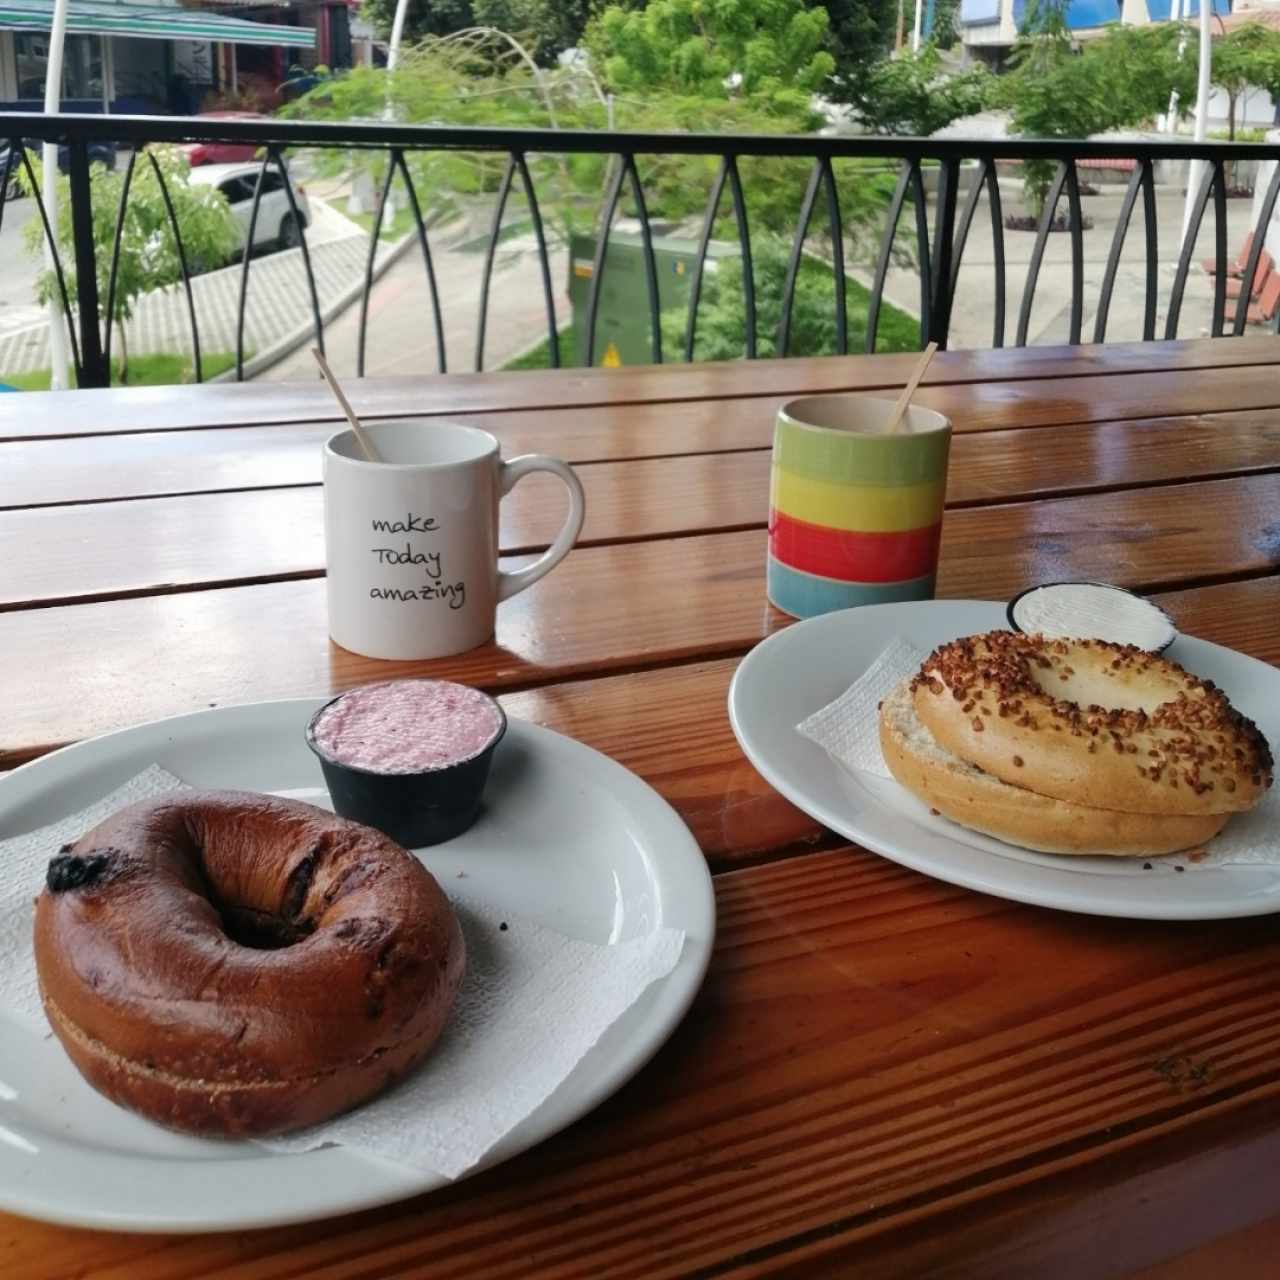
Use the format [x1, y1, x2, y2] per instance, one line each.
[3, 337, 1280, 1278]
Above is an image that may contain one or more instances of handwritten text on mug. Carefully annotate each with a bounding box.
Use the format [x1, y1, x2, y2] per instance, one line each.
[368, 512, 466, 609]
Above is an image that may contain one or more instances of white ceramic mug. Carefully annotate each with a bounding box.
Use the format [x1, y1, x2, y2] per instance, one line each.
[323, 421, 586, 660]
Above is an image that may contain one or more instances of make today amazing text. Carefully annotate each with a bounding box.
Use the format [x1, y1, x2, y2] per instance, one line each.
[369, 513, 466, 609]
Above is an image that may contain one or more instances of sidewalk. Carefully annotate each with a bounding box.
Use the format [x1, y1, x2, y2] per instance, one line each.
[263, 231, 569, 380]
[0, 198, 397, 378]
[876, 175, 1258, 348]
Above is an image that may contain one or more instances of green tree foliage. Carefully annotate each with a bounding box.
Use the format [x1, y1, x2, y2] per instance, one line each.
[815, 0, 897, 88]
[289, 27, 890, 252]
[22, 147, 240, 379]
[1211, 22, 1280, 141]
[471, 0, 592, 65]
[586, 0, 836, 107]
[356, 0, 475, 44]
[660, 233, 919, 360]
[847, 42, 995, 135]
[931, 0, 960, 50]
[1000, 2, 1198, 215]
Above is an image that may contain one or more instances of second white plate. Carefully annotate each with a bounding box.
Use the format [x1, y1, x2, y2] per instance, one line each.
[728, 599, 1280, 921]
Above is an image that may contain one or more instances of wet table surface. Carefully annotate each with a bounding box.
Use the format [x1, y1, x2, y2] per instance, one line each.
[3, 337, 1280, 1278]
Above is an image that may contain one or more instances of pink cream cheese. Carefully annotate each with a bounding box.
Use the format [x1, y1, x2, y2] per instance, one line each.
[311, 680, 503, 774]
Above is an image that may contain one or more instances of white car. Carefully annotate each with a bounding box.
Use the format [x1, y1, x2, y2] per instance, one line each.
[188, 161, 311, 255]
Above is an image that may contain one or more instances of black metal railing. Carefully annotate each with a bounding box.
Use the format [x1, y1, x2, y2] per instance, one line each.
[5, 112, 1280, 389]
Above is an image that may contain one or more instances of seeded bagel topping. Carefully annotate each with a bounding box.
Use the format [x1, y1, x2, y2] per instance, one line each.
[910, 630, 1274, 790]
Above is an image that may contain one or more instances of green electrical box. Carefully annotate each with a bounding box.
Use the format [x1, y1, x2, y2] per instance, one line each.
[568, 229, 740, 367]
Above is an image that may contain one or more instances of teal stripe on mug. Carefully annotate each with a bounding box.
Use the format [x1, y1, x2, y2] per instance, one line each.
[766, 556, 936, 619]
[774, 404, 951, 486]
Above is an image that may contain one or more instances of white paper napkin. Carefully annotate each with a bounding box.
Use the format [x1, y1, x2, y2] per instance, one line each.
[0, 770, 686, 1179]
[796, 637, 1280, 870]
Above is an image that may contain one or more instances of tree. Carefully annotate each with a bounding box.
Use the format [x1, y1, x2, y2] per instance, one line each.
[931, 0, 960, 50]
[1212, 22, 1280, 142]
[23, 147, 240, 380]
[847, 42, 995, 136]
[472, 0, 592, 65]
[660, 233, 919, 360]
[821, 0, 898, 89]
[1000, 3, 1198, 216]
[586, 0, 836, 108]
[357, 0, 475, 44]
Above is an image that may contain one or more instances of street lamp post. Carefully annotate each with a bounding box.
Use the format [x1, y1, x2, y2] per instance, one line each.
[44, 0, 72, 390]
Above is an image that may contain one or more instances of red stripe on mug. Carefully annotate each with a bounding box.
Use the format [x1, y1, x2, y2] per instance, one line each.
[769, 509, 943, 583]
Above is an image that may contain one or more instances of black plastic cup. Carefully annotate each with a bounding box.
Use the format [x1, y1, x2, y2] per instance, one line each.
[305, 682, 507, 848]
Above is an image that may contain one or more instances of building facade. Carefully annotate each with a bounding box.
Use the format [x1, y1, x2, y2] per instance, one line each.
[0, 0, 346, 114]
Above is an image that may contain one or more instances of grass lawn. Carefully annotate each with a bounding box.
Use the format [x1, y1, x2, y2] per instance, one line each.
[1, 351, 241, 390]
[333, 196, 417, 243]
[504, 328, 577, 371]
[503, 275, 920, 371]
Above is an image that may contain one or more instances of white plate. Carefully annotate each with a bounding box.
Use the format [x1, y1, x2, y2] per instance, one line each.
[728, 599, 1280, 921]
[0, 701, 715, 1232]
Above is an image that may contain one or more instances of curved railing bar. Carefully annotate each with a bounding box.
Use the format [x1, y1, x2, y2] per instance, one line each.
[1015, 161, 1070, 347]
[949, 159, 991, 297]
[1064, 161, 1084, 345]
[0, 138, 17, 235]
[909, 161, 932, 347]
[1164, 160, 1217, 340]
[684, 156, 729, 363]
[778, 159, 823, 358]
[1139, 161, 1158, 341]
[475, 152, 517, 372]
[986, 162, 1006, 348]
[356, 157, 395, 377]
[823, 157, 848, 355]
[584, 156, 627, 367]
[393, 149, 447, 373]
[18, 143, 82, 376]
[234, 151, 271, 381]
[269, 145, 323, 361]
[513, 152, 559, 368]
[147, 152, 203, 384]
[725, 156, 756, 360]
[1209, 159, 1228, 338]
[866, 162, 913, 355]
[621, 154, 662, 365]
[983, 162, 1003, 348]
[1233, 160, 1280, 335]
[1093, 163, 1146, 344]
[102, 147, 138, 378]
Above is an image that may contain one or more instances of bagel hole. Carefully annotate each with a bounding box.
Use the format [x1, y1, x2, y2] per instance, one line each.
[218, 905, 316, 950]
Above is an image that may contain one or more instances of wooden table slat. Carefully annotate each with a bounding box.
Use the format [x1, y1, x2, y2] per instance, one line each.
[5, 406, 1280, 513]
[4, 335, 1279, 441]
[3, 468, 1278, 614]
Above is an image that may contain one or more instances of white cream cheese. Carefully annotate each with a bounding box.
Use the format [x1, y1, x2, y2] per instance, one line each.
[1009, 582, 1176, 652]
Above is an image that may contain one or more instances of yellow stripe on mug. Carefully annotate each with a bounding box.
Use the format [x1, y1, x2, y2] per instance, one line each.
[770, 466, 946, 533]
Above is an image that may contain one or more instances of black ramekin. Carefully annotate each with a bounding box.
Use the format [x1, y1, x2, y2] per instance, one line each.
[305, 682, 507, 848]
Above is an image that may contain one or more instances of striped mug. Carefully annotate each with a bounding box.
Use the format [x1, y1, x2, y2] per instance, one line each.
[767, 395, 952, 619]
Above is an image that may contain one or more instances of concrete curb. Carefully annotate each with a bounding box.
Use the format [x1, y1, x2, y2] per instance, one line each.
[211, 229, 418, 383]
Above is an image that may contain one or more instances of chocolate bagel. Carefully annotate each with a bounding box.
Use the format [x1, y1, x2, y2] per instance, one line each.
[34, 790, 465, 1137]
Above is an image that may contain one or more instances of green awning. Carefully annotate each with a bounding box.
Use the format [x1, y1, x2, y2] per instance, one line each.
[0, 0, 314, 46]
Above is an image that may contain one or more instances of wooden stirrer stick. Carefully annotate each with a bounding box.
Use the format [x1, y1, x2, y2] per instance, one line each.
[311, 347, 381, 462]
[885, 341, 938, 435]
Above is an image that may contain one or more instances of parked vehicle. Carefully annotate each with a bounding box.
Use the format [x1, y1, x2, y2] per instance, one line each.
[182, 112, 268, 167]
[188, 161, 310, 255]
[0, 138, 117, 200]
